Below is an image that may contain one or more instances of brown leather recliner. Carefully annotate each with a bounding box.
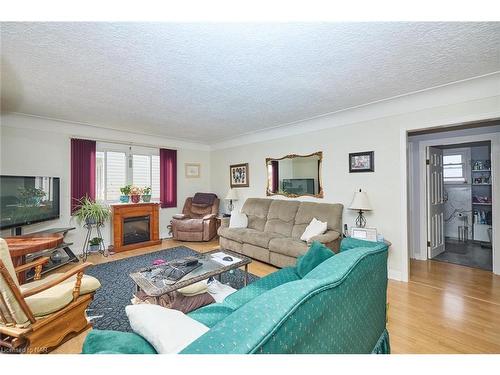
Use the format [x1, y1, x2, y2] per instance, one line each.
[171, 193, 220, 241]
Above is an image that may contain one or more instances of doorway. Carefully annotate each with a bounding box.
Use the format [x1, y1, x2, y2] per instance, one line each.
[407, 122, 500, 275]
[427, 142, 492, 271]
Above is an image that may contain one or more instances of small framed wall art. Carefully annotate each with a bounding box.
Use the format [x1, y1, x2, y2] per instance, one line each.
[185, 163, 201, 178]
[230, 163, 249, 188]
[349, 151, 374, 173]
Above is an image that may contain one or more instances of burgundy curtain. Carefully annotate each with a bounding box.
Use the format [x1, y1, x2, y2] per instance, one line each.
[271, 160, 279, 192]
[160, 148, 177, 208]
[71, 138, 96, 213]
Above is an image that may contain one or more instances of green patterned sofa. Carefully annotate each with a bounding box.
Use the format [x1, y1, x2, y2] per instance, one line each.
[82, 238, 390, 354]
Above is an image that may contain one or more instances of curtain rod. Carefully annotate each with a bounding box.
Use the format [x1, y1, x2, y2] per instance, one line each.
[69, 135, 177, 150]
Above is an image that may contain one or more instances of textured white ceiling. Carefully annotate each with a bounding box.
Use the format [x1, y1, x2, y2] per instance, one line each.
[1, 22, 499, 144]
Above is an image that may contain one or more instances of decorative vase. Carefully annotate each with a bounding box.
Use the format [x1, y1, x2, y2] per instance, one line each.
[142, 195, 151, 202]
[131, 194, 141, 203]
[120, 195, 130, 203]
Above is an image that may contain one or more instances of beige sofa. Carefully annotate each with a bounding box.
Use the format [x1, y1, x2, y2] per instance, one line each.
[218, 198, 343, 268]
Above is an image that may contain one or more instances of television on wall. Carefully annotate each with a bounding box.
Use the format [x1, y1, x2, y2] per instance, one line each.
[0, 175, 60, 230]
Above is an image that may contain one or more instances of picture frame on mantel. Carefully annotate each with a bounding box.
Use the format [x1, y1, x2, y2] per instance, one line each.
[349, 151, 374, 173]
[185, 163, 201, 178]
[230, 163, 249, 188]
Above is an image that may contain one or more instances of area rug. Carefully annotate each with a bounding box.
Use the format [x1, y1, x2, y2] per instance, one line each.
[85, 246, 259, 332]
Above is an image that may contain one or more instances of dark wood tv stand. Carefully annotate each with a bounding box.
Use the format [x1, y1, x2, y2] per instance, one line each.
[10, 227, 79, 282]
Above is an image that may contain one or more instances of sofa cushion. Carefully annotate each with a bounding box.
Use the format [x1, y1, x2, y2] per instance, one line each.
[269, 237, 308, 258]
[291, 202, 343, 240]
[296, 241, 334, 278]
[264, 200, 300, 236]
[188, 303, 235, 328]
[224, 267, 300, 310]
[218, 227, 249, 243]
[82, 329, 158, 354]
[241, 198, 272, 231]
[242, 230, 283, 248]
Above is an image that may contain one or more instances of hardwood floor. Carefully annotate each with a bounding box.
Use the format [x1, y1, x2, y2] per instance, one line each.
[51, 239, 500, 354]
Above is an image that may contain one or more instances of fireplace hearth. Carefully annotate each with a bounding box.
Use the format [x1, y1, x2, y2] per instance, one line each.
[123, 216, 150, 245]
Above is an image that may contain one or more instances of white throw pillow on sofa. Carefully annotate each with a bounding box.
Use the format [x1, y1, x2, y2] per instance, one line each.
[125, 304, 209, 354]
[300, 218, 328, 242]
[229, 211, 248, 228]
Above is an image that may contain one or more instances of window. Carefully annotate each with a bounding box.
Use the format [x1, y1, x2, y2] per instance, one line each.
[443, 149, 470, 184]
[96, 143, 160, 202]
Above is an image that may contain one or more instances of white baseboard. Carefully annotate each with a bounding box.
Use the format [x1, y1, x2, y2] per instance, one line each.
[388, 269, 403, 281]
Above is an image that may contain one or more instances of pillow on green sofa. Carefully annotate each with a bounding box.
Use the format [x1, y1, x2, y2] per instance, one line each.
[296, 241, 334, 278]
[82, 329, 157, 354]
[340, 237, 382, 252]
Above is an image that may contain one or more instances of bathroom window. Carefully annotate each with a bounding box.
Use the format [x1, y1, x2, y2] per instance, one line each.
[443, 148, 470, 184]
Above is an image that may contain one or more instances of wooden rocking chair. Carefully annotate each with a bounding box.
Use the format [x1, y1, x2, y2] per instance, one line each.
[0, 238, 100, 353]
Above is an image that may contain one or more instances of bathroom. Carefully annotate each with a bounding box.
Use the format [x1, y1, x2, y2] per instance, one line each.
[438, 141, 493, 270]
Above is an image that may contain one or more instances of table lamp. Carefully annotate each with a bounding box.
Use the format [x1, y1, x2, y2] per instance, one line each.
[225, 188, 239, 213]
[349, 189, 372, 228]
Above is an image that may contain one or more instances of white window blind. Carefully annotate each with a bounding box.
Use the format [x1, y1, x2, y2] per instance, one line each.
[95, 143, 160, 202]
[151, 155, 160, 199]
[106, 151, 127, 200]
[132, 154, 151, 188]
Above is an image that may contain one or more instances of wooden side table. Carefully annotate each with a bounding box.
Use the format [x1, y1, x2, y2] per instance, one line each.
[5, 233, 64, 283]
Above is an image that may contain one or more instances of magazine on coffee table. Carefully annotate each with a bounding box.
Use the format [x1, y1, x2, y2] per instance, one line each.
[210, 251, 241, 266]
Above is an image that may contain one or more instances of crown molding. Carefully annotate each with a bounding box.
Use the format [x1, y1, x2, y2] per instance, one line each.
[210, 71, 500, 150]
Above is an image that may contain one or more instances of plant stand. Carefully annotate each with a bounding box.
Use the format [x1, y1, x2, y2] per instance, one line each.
[81, 222, 108, 261]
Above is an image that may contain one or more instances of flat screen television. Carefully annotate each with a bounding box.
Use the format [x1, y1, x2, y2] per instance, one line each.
[282, 178, 315, 195]
[0, 175, 60, 230]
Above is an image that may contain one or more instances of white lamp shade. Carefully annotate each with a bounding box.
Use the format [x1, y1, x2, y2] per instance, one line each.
[225, 188, 239, 201]
[349, 190, 372, 211]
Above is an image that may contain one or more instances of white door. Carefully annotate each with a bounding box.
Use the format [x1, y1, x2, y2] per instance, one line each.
[427, 147, 445, 258]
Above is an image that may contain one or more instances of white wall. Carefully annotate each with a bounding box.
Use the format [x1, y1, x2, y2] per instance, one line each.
[0, 113, 211, 254]
[211, 74, 500, 281]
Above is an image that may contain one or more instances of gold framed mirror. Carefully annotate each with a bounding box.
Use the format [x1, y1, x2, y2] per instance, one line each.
[266, 151, 323, 198]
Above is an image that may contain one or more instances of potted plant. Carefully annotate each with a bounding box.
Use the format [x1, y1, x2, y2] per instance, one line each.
[74, 196, 111, 225]
[89, 237, 103, 252]
[142, 186, 152, 202]
[18, 187, 46, 206]
[119, 185, 132, 203]
[130, 186, 142, 203]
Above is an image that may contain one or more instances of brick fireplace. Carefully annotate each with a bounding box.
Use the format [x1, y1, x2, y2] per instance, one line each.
[111, 203, 161, 252]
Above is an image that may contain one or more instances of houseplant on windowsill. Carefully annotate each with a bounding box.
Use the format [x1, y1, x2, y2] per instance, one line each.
[130, 186, 142, 204]
[74, 196, 111, 226]
[89, 237, 103, 252]
[119, 185, 132, 203]
[142, 186, 152, 202]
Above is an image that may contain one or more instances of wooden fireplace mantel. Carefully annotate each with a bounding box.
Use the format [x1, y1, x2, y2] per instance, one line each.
[111, 203, 161, 252]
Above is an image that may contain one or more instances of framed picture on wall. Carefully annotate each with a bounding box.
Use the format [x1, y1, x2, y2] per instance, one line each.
[349, 151, 374, 173]
[230, 163, 249, 187]
[185, 163, 201, 178]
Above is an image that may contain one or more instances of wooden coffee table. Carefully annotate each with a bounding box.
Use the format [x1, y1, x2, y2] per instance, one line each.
[5, 233, 64, 283]
[130, 249, 252, 303]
